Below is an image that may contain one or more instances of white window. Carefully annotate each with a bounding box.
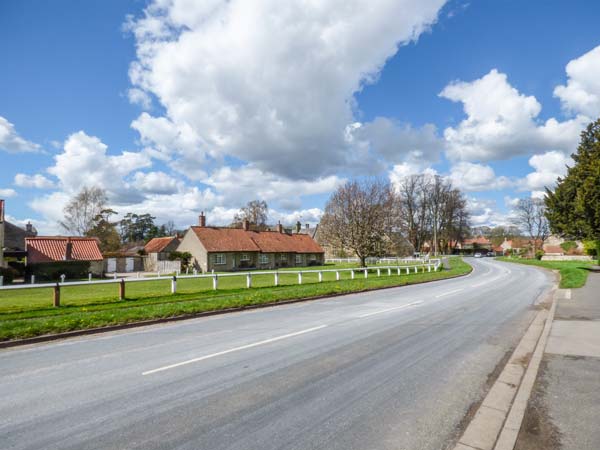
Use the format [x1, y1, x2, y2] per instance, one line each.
[240, 254, 249, 261]
[280, 253, 287, 261]
[259, 254, 269, 264]
[310, 254, 317, 261]
[295, 254, 303, 264]
[214, 253, 226, 265]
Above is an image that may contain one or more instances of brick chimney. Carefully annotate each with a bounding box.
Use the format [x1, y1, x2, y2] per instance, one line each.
[0, 199, 4, 223]
[199, 211, 206, 227]
[295, 221, 301, 233]
[242, 218, 250, 231]
[276, 221, 283, 233]
[26, 222, 33, 233]
[65, 238, 73, 261]
[305, 223, 310, 230]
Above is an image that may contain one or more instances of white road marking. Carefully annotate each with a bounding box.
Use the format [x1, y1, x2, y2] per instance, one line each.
[435, 288, 464, 298]
[565, 289, 572, 300]
[357, 301, 423, 318]
[142, 325, 327, 375]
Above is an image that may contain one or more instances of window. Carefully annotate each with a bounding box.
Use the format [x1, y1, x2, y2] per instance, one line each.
[295, 254, 303, 264]
[280, 253, 287, 261]
[259, 254, 269, 264]
[310, 254, 317, 261]
[240, 254, 249, 261]
[214, 253, 226, 265]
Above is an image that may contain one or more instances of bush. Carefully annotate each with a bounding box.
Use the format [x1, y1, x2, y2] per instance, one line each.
[535, 250, 544, 260]
[26, 261, 92, 282]
[560, 241, 577, 253]
[583, 240, 598, 256]
[0, 267, 18, 285]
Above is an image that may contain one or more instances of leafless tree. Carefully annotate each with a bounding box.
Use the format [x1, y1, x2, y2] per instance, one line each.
[233, 200, 269, 229]
[60, 186, 108, 236]
[514, 198, 549, 254]
[320, 179, 401, 266]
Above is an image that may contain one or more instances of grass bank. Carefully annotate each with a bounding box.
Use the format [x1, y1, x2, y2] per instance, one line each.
[495, 257, 593, 288]
[0, 258, 470, 342]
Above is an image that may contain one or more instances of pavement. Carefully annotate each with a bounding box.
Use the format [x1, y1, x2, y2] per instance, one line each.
[515, 270, 600, 450]
[0, 258, 553, 450]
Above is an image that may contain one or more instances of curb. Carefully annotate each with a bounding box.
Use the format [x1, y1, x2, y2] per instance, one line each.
[0, 267, 472, 349]
[452, 275, 558, 450]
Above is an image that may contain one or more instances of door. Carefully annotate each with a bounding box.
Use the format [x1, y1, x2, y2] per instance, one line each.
[107, 258, 116, 272]
[125, 258, 134, 272]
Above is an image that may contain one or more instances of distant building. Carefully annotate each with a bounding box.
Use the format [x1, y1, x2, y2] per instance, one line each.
[178, 213, 325, 272]
[26, 237, 104, 277]
[144, 236, 181, 271]
[0, 199, 38, 267]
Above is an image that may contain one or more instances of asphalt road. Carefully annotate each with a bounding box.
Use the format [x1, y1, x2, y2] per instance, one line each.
[0, 258, 553, 450]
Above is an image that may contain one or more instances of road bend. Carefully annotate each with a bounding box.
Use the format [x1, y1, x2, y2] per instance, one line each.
[0, 258, 553, 450]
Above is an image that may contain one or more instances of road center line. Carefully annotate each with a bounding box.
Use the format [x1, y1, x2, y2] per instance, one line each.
[435, 288, 464, 298]
[142, 325, 327, 376]
[357, 301, 423, 318]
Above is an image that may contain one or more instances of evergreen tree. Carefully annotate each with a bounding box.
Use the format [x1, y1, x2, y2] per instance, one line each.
[545, 119, 600, 263]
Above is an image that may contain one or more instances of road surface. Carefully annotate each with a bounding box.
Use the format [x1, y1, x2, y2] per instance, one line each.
[0, 258, 553, 450]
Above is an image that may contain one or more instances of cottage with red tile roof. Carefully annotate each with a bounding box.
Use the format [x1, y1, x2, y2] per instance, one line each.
[144, 236, 181, 272]
[177, 213, 325, 272]
[25, 236, 104, 277]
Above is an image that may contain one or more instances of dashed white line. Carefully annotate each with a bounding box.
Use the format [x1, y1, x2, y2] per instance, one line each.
[435, 288, 464, 298]
[357, 301, 423, 318]
[142, 325, 327, 375]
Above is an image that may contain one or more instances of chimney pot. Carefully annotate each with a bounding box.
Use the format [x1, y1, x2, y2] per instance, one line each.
[295, 221, 301, 233]
[242, 219, 250, 231]
[276, 221, 283, 233]
[65, 237, 73, 261]
[199, 212, 206, 227]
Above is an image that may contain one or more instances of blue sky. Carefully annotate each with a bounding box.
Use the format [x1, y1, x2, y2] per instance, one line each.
[1, 0, 600, 233]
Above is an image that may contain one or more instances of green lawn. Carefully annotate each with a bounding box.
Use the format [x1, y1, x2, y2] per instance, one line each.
[496, 257, 593, 288]
[0, 258, 469, 341]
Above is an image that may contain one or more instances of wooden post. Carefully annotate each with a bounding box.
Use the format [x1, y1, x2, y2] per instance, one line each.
[53, 283, 60, 307]
[246, 273, 252, 288]
[171, 276, 177, 294]
[213, 274, 218, 290]
[119, 279, 125, 300]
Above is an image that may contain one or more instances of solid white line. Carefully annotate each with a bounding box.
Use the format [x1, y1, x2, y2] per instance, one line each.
[435, 288, 464, 298]
[357, 301, 423, 318]
[142, 325, 327, 375]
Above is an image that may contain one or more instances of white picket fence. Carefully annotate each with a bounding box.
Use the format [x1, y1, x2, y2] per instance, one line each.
[325, 257, 429, 265]
[0, 260, 441, 306]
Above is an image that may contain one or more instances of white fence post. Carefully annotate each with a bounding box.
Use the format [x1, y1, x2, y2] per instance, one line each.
[364, 269, 368, 279]
[113, 273, 117, 280]
[406, 267, 409, 275]
[351, 270, 355, 280]
[213, 274, 218, 290]
[274, 272, 279, 286]
[377, 268, 381, 277]
[0, 276, 3, 286]
[31, 275, 35, 284]
[88, 273, 92, 282]
[388, 267, 391, 276]
[171, 276, 177, 294]
[60, 274, 66, 283]
[246, 273, 252, 288]
[298, 272, 303, 284]
[318, 271, 323, 282]
[336, 271, 340, 281]
[428, 264, 431, 272]
[414, 266, 418, 273]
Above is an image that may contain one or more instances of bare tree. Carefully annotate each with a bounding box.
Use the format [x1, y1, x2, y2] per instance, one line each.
[60, 187, 108, 236]
[320, 179, 401, 266]
[514, 198, 549, 254]
[233, 200, 269, 229]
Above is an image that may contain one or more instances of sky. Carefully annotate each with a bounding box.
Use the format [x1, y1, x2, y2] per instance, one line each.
[1, 0, 600, 234]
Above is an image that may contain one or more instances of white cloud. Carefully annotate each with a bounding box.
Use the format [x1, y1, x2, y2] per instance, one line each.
[440, 69, 586, 161]
[14, 173, 55, 189]
[448, 162, 512, 192]
[467, 197, 509, 227]
[132, 171, 180, 194]
[127, 88, 152, 109]
[0, 116, 40, 153]
[271, 208, 324, 226]
[47, 131, 152, 199]
[0, 188, 17, 198]
[554, 45, 600, 118]
[519, 150, 572, 192]
[127, 0, 447, 179]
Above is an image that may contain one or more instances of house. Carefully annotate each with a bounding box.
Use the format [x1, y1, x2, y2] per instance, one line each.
[0, 199, 38, 267]
[144, 236, 181, 271]
[177, 213, 325, 272]
[26, 236, 104, 279]
[458, 236, 492, 254]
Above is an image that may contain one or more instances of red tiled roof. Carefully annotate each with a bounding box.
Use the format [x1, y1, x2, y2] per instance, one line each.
[26, 237, 103, 263]
[144, 236, 179, 253]
[543, 245, 564, 254]
[464, 236, 491, 245]
[190, 227, 324, 254]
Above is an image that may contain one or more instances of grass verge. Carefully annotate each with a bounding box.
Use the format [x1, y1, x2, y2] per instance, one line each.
[495, 257, 592, 289]
[0, 258, 470, 342]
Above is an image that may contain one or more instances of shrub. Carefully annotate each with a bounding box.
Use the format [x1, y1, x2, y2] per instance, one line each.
[26, 261, 92, 282]
[560, 241, 577, 253]
[535, 250, 544, 260]
[583, 240, 598, 256]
